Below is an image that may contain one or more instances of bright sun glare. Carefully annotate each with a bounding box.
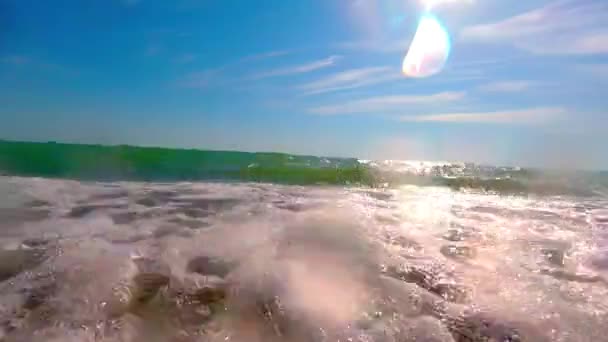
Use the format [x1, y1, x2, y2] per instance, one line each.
[402, 14, 451, 78]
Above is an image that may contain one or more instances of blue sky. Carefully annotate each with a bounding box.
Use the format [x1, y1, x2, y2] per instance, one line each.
[1, 0, 607, 168]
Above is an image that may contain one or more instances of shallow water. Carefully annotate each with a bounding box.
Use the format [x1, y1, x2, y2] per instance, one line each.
[0, 176, 607, 341]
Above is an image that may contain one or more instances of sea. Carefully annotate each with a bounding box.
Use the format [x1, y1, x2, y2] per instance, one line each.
[0, 140, 607, 341]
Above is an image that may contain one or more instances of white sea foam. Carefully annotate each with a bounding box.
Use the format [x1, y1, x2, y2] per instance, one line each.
[0, 175, 607, 341]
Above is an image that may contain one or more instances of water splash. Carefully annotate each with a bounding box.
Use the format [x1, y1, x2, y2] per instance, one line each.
[402, 14, 451, 78]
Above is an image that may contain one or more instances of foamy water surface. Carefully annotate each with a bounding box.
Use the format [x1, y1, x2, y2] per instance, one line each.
[1, 176, 607, 341]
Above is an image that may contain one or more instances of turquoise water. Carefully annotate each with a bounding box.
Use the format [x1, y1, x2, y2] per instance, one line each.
[0, 140, 605, 196]
[0, 140, 372, 185]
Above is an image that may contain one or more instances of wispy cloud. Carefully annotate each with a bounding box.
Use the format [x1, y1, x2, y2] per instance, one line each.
[476, 80, 534, 93]
[400, 107, 566, 124]
[243, 50, 291, 62]
[251, 55, 341, 79]
[298, 66, 401, 95]
[177, 50, 292, 88]
[461, 0, 608, 55]
[309, 91, 465, 115]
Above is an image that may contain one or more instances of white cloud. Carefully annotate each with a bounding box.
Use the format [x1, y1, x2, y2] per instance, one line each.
[461, 0, 608, 55]
[401, 106, 566, 124]
[309, 91, 465, 115]
[337, 39, 410, 53]
[251, 56, 341, 79]
[178, 50, 293, 88]
[476, 80, 534, 93]
[298, 66, 401, 95]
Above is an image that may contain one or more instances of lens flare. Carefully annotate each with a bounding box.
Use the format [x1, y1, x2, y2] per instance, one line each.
[402, 14, 451, 78]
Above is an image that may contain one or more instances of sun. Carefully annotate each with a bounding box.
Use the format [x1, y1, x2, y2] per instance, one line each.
[402, 14, 451, 78]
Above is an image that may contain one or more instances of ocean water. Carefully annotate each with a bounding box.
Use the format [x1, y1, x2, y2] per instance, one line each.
[1, 141, 608, 341]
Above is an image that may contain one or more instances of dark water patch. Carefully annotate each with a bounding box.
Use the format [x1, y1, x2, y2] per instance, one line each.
[110, 211, 138, 224]
[440, 245, 477, 260]
[186, 282, 227, 307]
[136, 197, 159, 207]
[21, 282, 57, 311]
[364, 190, 393, 202]
[154, 225, 179, 238]
[275, 203, 304, 212]
[135, 190, 177, 207]
[0, 208, 51, 226]
[378, 275, 450, 321]
[168, 207, 210, 219]
[433, 283, 470, 304]
[110, 234, 149, 244]
[23, 199, 50, 208]
[171, 197, 240, 212]
[528, 240, 571, 266]
[540, 269, 606, 284]
[66, 204, 125, 218]
[383, 265, 469, 304]
[273, 200, 310, 212]
[383, 265, 433, 289]
[0, 249, 48, 282]
[574, 203, 605, 212]
[376, 214, 401, 226]
[443, 225, 476, 242]
[152, 225, 193, 239]
[186, 256, 235, 277]
[21, 238, 50, 248]
[167, 217, 210, 230]
[398, 316, 454, 342]
[541, 248, 565, 267]
[590, 254, 608, 270]
[131, 272, 170, 305]
[133, 256, 171, 276]
[443, 230, 465, 242]
[86, 190, 129, 202]
[167, 275, 228, 326]
[445, 312, 549, 342]
[109, 271, 228, 337]
[391, 236, 423, 251]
